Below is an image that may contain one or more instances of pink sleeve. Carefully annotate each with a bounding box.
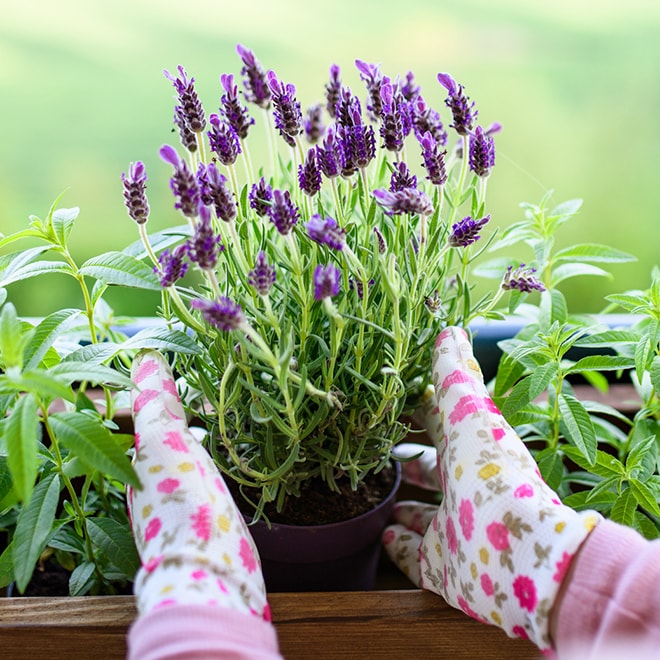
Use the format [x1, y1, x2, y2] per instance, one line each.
[127, 603, 282, 660]
[555, 519, 660, 659]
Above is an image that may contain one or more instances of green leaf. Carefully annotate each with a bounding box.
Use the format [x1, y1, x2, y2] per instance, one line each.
[87, 517, 140, 578]
[13, 472, 61, 592]
[0, 542, 15, 588]
[5, 393, 40, 504]
[625, 434, 656, 472]
[62, 343, 121, 365]
[121, 326, 202, 354]
[633, 512, 660, 540]
[0, 302, 31, 369]
[49, 413, 141, 489]
[549, 263, 611, 287]
[0, 246, 50, 286]
[650, 356, 660, 395]
[500, 376, 533, 419]
[79, 252, 161, 290]
[50, 207, 79, 246]
[629, 478, 660, 517]
[610, 487, 636, 527]
[0, 455, 14, 503]
[0, 369, 75, 402]
[604, 293, 647, 313]
[566, 355, 635, 374]
[48, 362, 134, 389]
[534, 447, 564, 491]
[574, 330, 639, 348]
[23, 309, 82, 369]
[0, 260, 74, 287]
[553, 243, 636, 264]
[69, 561, 96, 596]
[558, 394, 597, 465]
[563, 446, 625, 478]
[528, 361, 557, 401]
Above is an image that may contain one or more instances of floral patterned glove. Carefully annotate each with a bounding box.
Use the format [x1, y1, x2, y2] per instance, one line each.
[127, 349, 271, 621]
[383, 327, 601, 652]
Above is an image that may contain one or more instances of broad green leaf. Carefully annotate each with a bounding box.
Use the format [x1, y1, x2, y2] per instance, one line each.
[553, 243, 636, 264]
[549, 263, 611, 287]
[80, 252, 161, 290]
[625, 434, 656, 472]
[534, 447, 564, 491]
[0, 369, 75, 402]
[23, 308, 82, 369]
[558, 394, 597, 465]
[50, 206, 79, 246]
[604, 293, 647, 313]
[0, 302, 31, 369]
[0, 246, 50, 286]
[500, 376, 533, 419]
[0, 260, 73, 287]
[5, 393, 40, 503]
[562, 446, 625, 479]
[69, 561, 96, 596]
[49, 526, 86, 555]
[634, 512, 660, 540]
[574, 330, 639, 348]
[0, 228, 46, 249]
[13, 472, 61, 592]
[0, 455, 14, 505]
[610, 487, 636, 527]
[528, 361, 557, 401]
[0, 542, 15, 588]
[650, 356, 660, 396]
[629, 478, 660, 516]
[62, 343, 121, 365]
[566, 355, 635, 374]
[87, 517, 140, 578]
[634, 336, 652, 384]
[121, 326, 202, 354]
[49, 413, 140, 488]
[48, 362, 134, 389]
[550, 198, 582, 219]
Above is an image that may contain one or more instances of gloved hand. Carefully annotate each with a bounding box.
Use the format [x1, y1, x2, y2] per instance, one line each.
[127, 349, 271, 621]
[383, 327, 600, 651]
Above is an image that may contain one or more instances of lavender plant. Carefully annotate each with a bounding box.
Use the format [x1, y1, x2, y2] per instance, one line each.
[113, 46, 542, 518]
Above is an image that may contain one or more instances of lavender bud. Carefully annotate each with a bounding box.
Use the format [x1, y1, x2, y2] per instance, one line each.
[469, 125, 496, 177]
[191, 296, 245, 331]
[412, 95, 448, 146]
[197, 161, 237, 223]
[437, 72, 477, 136]
[303, 103, 325, 144]
[379, 83, 406, 153]
[207, 114, 241, 166]
[219, 73, 255, 139]
[399, 71, 420, 102]
[236, 44, 271, 109]
[373, 227, 387, 254]
[424, 290, 442, 314]
[268, 189, 299, 235]
[389, 161, 417, 192]
[249, 177, 273, 216]
[502, 264, 546, 293]
[418, 131, 448, 186]
[174, 105, 198, 153]
[267, 70, 303, 145]
[313, 264, 341, 301]
[164, 65, 206, 133]
[449, 215, 490, 248]
[298, 148, 322, 196]
[316, 127, 342, 179]
[306, 214, 346, 251]
[248, 251, 276, 296]
[156, 244, 189, 287]
[121, 161, 150, 224]
[355, 59, 388, 120]
[187, 214, 224, 269]
[325, 64, 342, 118]
[160, 144, 200, 218]
[373, 188, 433, 217]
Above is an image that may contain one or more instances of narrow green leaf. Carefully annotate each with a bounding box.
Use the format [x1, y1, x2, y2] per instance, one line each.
[634, 336, 652, 384]
[528, 361, 557, 401]
[0, 370, 75, 402]
[5, 393, 40, 503]
[566, 355, 635, 374]
[574, 330, 639, 348]
[0, 542, 15, 588]
[0, 246, 50, 286]
[50, 207, 79, 246]
[625, 434, 656, 472]
[69, 561, 97, 596]
[87, 517, 140, 578]
[500, 376, 533, 419]
[80, 252, 161, 290]
[629, 479, 660, 516]
[650, 356, 660, 395]
[48, 362, 134, 389]
[0, 302, 31, 369]
[604, 293, 647, 312]
[23, 308, 82, 369]
[0, 260, 74, 287]
[13, 473, 61, 592]
[0, 455, 14, 503]
[563, 446, 625, 478]
[121, 326, 202, 354]
[50, 413, 141, 488]
[62, 343, 121, 365]
[558, 394, 597, 465]
[610, 488, 636, 527]
[553, 243, 636, 264]
[534, 447, 564, 491]
[633, 512, 660, 540]
[549, 263, 611, 287]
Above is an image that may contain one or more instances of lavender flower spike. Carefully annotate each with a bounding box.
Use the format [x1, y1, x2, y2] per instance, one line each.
[502, 264, 546, 293]
[192, 296, 245, 331]
[267, 70, 303, 146]
[164, 65, 206, 133]
[248, 251, 276, 296]
[207, 113, 241, 166]
[325, 64, 342, 118]
[219, 73, 255, 139]
[187, 211, 224, 269]
[249, 177, 273, 216]
[418, 131, 448, 186]
[267, 189, 299, 235]
[156, 244, 189, 287]
[313, 264, 341, 301]
[437, 72, 477, 136]
[449, 215, 490, 248]
[469, 125, 496, 177]
[121, 161, 150, 224]
[306, 215, 346, 251]
[197, 161, 237, 223]
[160, 144, 200, 218]
[236, 44, 271, 109]
[298, 148, 322, 197]
[373, 188, 433, 217]
[389, 161, 417, 192]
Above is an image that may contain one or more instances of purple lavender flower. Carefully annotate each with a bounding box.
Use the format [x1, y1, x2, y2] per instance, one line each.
[412, 95, 447, 146]
[316, 127, 342, 179]
[325, 64, 341, 118]
[373, 188, 433, 217]
[303, 103, 325, 144]
[349, 277, 375, 300]
[373, 227, 387, 254]
[298, 148, 322, 197]
[399, 71, 420, 102]
[249, 177, 273, 216]
[335, 96, 376, 175]
[156, 244, 189, 287]
[164, 65, 206, 133]
[449, 215, 490, 247]
[207, 114, 241, 166]
[197, 161, 237, 223]
[389, 161, 417, 192]
[192, 296, 245, 331]
[306, 215, 346, 250]
[313, 264, 341, 301]
[187, 213, 224, 269]
[219, 73, 255, 139]
[268, 189, 299, 235]
[236, 44, 271, 109]
[424, 290, 442, 314]
[247, 251, 276, 296]
[379, 83, 406, 153]
[174, 105, 198, 153]
[502, 264, 546, 293]
[418, 131, 448, 186]
[334, 87, 357, 128]
[160, 144, 200, 218]
[469, 125, 496, 177]
[267, 70, 303, 146]
[437, 73, 477, 136]
[121, 161, 150, 224]
[355, 59, 388, 120]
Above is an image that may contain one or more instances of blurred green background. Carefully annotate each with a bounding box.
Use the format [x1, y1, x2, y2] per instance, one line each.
[1, 0, 659, 316]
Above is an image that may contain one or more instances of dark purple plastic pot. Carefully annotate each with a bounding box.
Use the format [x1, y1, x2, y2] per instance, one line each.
[247, 463, 402, 592]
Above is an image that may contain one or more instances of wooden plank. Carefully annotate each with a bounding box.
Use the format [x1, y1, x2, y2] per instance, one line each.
[0, 591, 538, 659]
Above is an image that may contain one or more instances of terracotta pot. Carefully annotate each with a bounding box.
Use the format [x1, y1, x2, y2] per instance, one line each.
[247, 463, 402, 592]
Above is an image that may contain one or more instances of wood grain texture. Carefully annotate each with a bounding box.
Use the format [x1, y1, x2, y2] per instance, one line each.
[0, 591, 539, 659]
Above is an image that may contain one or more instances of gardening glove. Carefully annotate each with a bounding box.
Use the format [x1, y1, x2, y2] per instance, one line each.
[383, 326, 601, 652]
[127, 349, 271, 622]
